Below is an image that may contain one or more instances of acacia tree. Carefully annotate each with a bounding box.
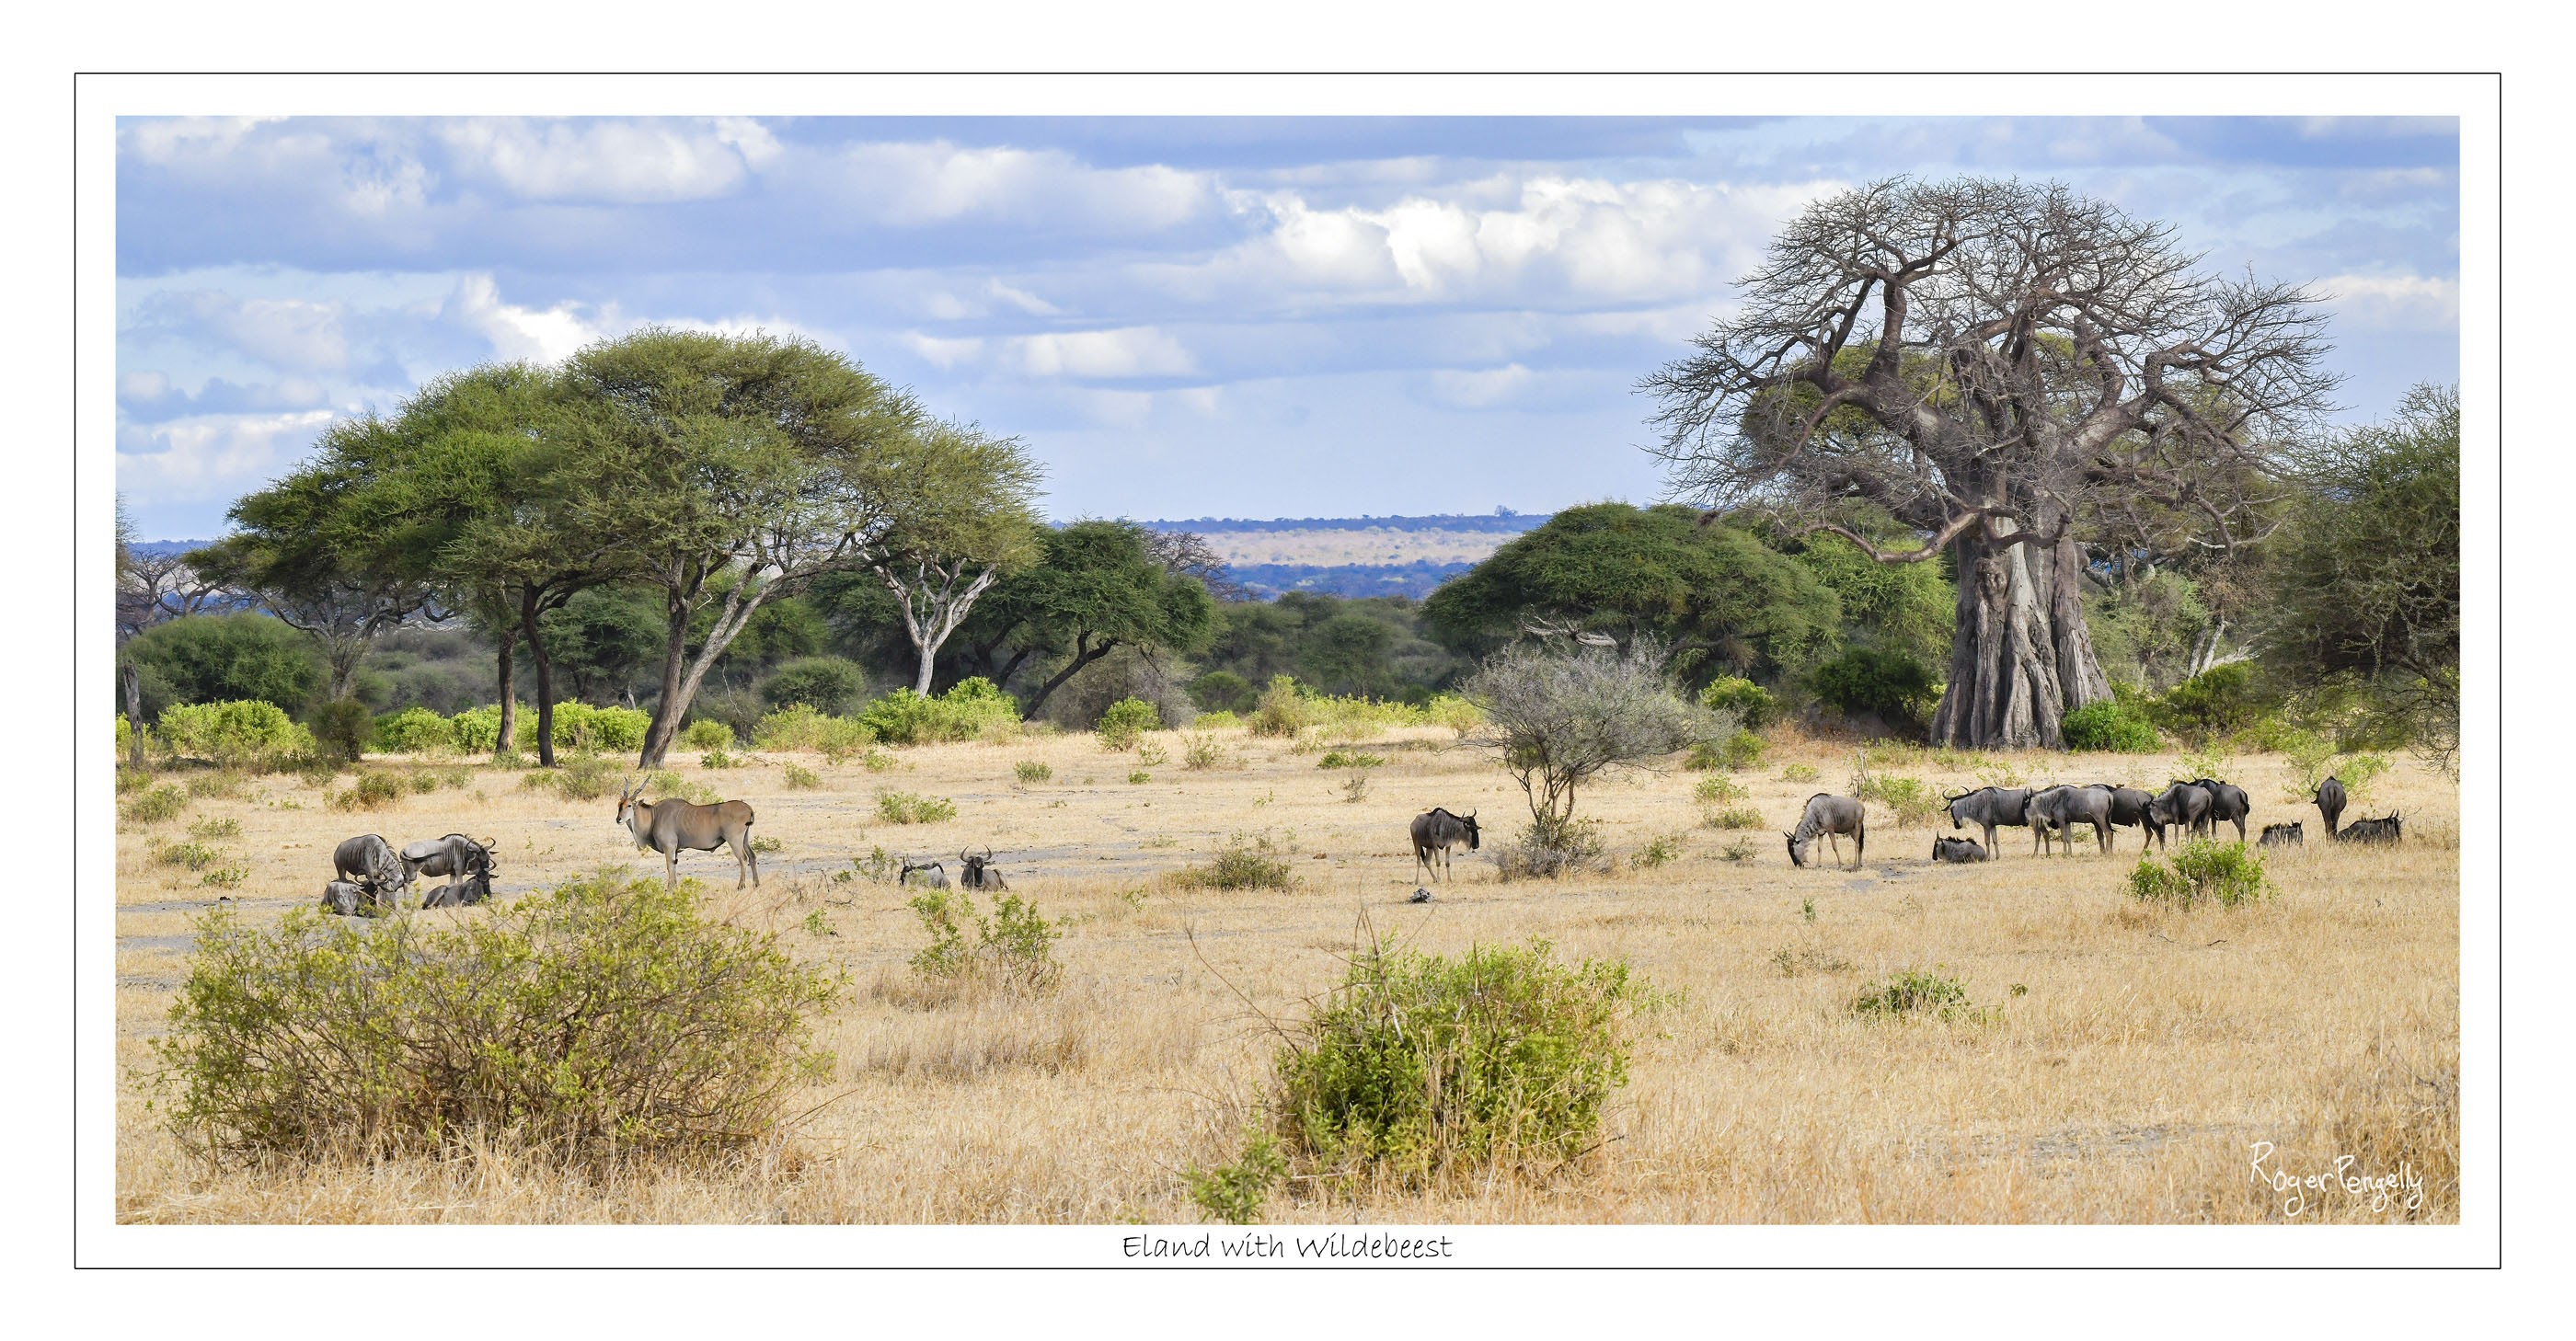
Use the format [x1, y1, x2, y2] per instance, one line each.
[952, 520, 1218, 716]
[1644, 178, 2337, 748]
[558, 328, 930, 769]
[867, 420, 1045, 694]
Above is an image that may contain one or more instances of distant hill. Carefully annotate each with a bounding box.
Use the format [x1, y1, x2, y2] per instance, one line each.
[1150, 511, 1551, 535]
[128, 540, 211, 557]
[1143, 512, 1547, 601]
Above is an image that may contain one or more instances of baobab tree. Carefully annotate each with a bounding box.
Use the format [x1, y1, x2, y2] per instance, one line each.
[1643, 178, 2337, 748]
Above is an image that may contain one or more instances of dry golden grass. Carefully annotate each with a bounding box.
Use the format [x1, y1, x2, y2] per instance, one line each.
[113, 727, 2457, 1224]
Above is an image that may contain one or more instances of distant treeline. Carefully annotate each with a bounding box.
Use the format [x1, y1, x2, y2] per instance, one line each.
[1231, 561, 1479, 600]
[1144, 512, 1553, 535]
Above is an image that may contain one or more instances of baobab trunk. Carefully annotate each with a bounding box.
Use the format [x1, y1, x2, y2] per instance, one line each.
[1930, 515, 2110, 750]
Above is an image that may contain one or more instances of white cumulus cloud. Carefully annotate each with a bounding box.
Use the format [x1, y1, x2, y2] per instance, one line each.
[1010, 327, 1197, 380]
[443, 274, 615, 363]
[2317, 272, 2460, 330]
[438, 118, 767, 203]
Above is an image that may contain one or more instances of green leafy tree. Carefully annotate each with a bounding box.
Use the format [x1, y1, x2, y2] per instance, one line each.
[866, 420, 1046, 693]
[1423, 502, 1839, 687]
[956, 520, 1218, 716]
[2259, 384, 2460, 769]
[118, 613, 326, 720]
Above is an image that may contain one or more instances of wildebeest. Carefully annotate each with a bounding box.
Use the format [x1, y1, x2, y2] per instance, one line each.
[332, 833, 413, 905]
[2333, 813, 2404, 845]
[900, 859, 950, 888]
[1931, 836, 1989, 863]
[2259, 821, 2305, 849]
[2314, 776, 2349, 837]
[959, 848, 1009, 890]
[616, 776, 759, 891]
[2094, 785, 2156, 850]
[2193, 778, 2253, 843]
[1786, 793, 1866, 869]
[1942, 786, 2035, 857]
[1409, 808, 1480, 882]
[318, 879, 379, 917]
[2029, 784, 2115, 856]
[403, 833, 497, 908]
[2145, 783, 2213, 851]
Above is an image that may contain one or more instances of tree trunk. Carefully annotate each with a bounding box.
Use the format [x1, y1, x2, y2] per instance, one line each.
[493, 637, 518, 758]
[1020, 636, 1114, 717]
[1929, 516, 2110, 750]
[522, 589, 559, 769]
[638, 596, 696, 769]
[121, 663, 145, 766]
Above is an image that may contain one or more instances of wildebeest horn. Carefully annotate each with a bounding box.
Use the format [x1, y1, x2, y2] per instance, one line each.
[1941, 786, 1969, 801]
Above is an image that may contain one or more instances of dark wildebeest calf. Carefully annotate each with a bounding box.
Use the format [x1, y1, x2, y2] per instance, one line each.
[2259, 821, 2305, 849]
[616, 776, 759, 891]
[1410, 808, 1480, 882]
[2314, 776, 2349, 838]
[2146, 783, 2213, 851]
[2030, 785, 2115, 856]
[2333, 813, 2404, 845]
[900, 859, 949, 889]
[404, 833, 497, 908]
[959, 848, 1010, 890]
[2193, 778, 2253, 843]
[1943, 786, 2035, 856]
[318, 879, 379, 917]
[1931, 836, 1990, 863]
[1787, 794, 1866, 869]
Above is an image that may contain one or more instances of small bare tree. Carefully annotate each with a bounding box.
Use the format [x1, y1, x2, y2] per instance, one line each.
[1643, 178, 2337, 748]
[1462, 637, 1726, 831]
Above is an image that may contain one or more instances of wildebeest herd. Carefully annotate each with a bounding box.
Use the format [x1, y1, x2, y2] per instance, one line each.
[1907, 774, 2399, 869]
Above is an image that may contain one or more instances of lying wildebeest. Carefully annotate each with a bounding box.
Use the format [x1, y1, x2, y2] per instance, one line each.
[1409, 808, 1480, 882]
[616, 776, 759, 891]
[900, 858, 949, 888]
[332, 833, 413, 905]
[959, 848, 1009, 890]
[2145, 782, 2213, 851]
[2193, 778, 2253, 843]
[1931, 836, 1989, 863]
[2333, 813, 2404, 845]
[2029, 784, 2115, 856]
[1942, 785, 2035, 856]
[2093, 785, 2156, 850]
[2259, 821, 2305, 849]
[318, 879, 380, 917]
[403, 833, 497, 908]
[1786, 793, 1866, 869]
[2314, 776, 2348, 837]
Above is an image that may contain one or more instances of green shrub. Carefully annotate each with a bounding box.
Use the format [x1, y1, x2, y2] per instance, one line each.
[1857, 774, 1942, 828]
[1127, 768, 1154, 785]
[200, 865, 248, 890]
[642, 770, 722, 806]
[1015, 760, 1052, 785]
[447, 704, 513, 754]
[905, 888, 1061, 992]
[304, 700, 372, 764]
[561, 753, 624, 802]
[123, 785, 187, 824]
[185, 770, 248, 799]
[1702, 806, 1765, 831]
[326, 770, 407, 812]
[680, 718, 737, 751]
[856, 677, 1020, 746]
[1268, 936, 1641, 1186]
[1096, 696, 1161, 751]
[1421, 693, 1484, 739]
[1719, 836, 1759, 862]
[1809, 648, 1940, 730]
[371, 706, 458, 756]
[2061, 700, 2161, 752]
[1193, 710, 1241, 730]
[1247, 675, 1311, 738]
[1852, 968, 1985, 1022]
[1175, 831, 1295, 890]
[1182, 733, 1229, 771]
[156, 840, 222, 870]
[1635, 832, 1685, 868]
[1497, 814, 1607, 879]
[2128, 839, 2274, 909]
[758, 656, 872, 716]
[1187, 670, 1258, 716]
[189, 815, 243, 841]
[117, 765, 152, 795]
[1697, 676, 1778, 729]
[2152, 664, 2268, 739]
[1186, 1129, 1286, 1225]
[1317, 750, 1385, 770]
[119, 612, 324, 720]
[544, 703, 652, 753]
[701, 750, 737, 770]
[1694, 775, 1748, 805]
[1687, 729, 1766, 772]
[783, 763, 822, 791]
[157, 701, 317, 771]
[751, 703, 876, 761]
[1781, 762, 1822, 784]
[149, 874, 839, 1163]
[875, 790, 958, 825]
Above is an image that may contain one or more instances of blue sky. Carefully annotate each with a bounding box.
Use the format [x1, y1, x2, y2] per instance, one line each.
[113, 115, 2461, 540]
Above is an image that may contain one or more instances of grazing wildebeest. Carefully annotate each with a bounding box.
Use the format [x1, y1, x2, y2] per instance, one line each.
[1930, 836, 1990, 863]
[1786, 793, 1866, 869]
[403, 833, 497, 908]
[318, 879, 377, 917]
[2314, 776, 2349, 837]
[2259, 821, 2305, 849]
[1409, 808, 1480, 882]
[1942, 786, 2035, 856]
[900, 858, 949, 888]
[2146, 783, 2213, 851]
[959, 848, 1009, 890]
[2029, 785, 2115, 856]
[2193, 778, 2253, 843]
[332, 833, 413, 905]
[616, 777, 759, 891]
[2333, 813, 2404, 845]
[2093, 785, 2155, 851]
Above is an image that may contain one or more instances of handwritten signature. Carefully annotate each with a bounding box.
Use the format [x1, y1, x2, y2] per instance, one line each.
[2248, 1141, 2425, 1217]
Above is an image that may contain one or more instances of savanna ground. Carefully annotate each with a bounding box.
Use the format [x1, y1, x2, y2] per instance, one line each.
[112, 721, 2459, 1224]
